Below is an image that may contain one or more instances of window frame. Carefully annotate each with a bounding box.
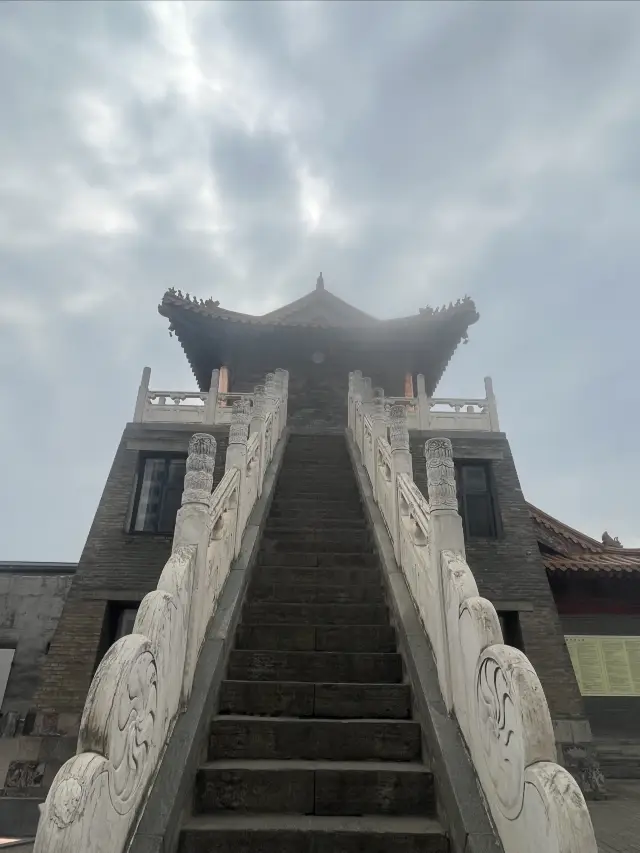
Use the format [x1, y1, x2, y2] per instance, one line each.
[454, 460, 501, 540]
[129, 451, 188, 536]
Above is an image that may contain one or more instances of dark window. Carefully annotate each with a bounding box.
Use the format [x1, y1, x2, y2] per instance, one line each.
[498, 611, 524, 652]
[115, 607, 139, 640]
[94, 602, 140, 673]
[455, 462, 498, 538]
[131, 455, 187, 534]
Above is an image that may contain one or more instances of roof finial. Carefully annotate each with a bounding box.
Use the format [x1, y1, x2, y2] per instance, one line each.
[316, 272, 324, 291]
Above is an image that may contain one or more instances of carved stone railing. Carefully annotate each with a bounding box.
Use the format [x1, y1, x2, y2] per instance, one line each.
[34, 370, 289, 853]
[349, 370, 500, 432]
[348, 370, 597, 853]
[133, 367, 261, 426]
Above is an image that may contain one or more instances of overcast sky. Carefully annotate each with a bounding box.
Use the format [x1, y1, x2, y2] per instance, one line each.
[1, 0, 639, 561]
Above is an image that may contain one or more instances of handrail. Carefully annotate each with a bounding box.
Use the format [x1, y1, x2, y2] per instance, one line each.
[347, 371, 500, 432]
[35, 370, 290, 853]
[348, 369, 597, 853]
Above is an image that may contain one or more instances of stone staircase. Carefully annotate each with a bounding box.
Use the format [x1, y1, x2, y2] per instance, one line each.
[179, 434, 448, 852]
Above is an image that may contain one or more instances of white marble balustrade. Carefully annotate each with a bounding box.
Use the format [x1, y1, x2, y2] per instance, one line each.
[34, 371, 289, 853]
[133, 367, 260, 426]
[348, 370, 597, 853]
[356, 372, 500, 432]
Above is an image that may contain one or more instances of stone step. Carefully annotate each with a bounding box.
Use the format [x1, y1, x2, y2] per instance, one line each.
[235, 625, 396, 653]
[253, 566, 380, 587]
[268, 507, 364, 521]
[243, 603, 388, 626]
[219, 681, 412, 719]
[258, 553, 379, 568]
[209, 716, 422, 761]
[227, 651, 402, 684]
[195, 760, 435, 816]
[266, 520, 368, 533]
[272, 495, 362, 505]
[248, 582, 384, 605]
[274, 493, 361, 504]
[180, 813, 448, 853]
[276, 480, 358, 492]
[262, 534, 372, 552]
[274, 484, 358, 494]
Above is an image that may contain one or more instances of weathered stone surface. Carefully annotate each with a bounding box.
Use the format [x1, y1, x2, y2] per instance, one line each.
[262, 537, 373, 554]
[219, 681, 315, 717]
[252, 567, 379, 587]
[314, 684, 411, 719]
[315, 626, 396, 654]
[227, 651, 402, 684]
[315, 765, 435, 816]
[247, 582, 384, 605]
[180, 814, 449, 853]
[195, 763, 314, 814]
[209, 717, 421, 761]
[235, 625, 317, 652]
[243, 603, 388, 626]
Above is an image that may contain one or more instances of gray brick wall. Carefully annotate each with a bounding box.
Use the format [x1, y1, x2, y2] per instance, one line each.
[410, 430, 586, 721]
[35, 424, 229, 713]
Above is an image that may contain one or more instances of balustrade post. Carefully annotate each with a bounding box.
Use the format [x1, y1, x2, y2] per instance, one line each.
[250, 384, 267, 494]
[371, 387, 387, 500]
[226, 400, 251, 554]
[363, 376, 372, 405]
[484, 376, 500, 432]
[348, 372, 355, 432]
[416, 373, 431, 430]
[265, 372, 278, 458]
[173, 433, 216, 701]
[390, 405, 412, 562]
[351, 370, 363, 445]
[425, 437, 465, 712]
[275, 368, 289, 436]
[133, 366, 151, 422]
[204, 369, 220, 424]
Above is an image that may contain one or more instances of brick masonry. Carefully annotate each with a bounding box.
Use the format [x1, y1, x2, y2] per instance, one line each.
[410, 430, 606, 795]
[34, 423, 229, 714]
[0, 424, 229, 806]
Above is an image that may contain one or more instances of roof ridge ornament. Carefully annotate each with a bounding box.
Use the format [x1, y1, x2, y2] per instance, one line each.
[316, 272, 325, 291]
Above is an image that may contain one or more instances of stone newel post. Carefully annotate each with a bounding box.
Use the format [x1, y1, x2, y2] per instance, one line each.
[204, 369, 220, 425]
[350, 370, 364, 451]
[250, 384, 267, 494]
[371, 388, 387, 500]
[424, 437, 465, 556]
[275, 368, 289, 430]
[425, 437, 465, 711]
[484, 376, 500, 432]
[390, 404, 412, 561]
[226, 400, 251, 554]
[174, 433, 216, 547]
[133, 366, 151, 422]
[416, 373, 430, 430]
[264, 373, 278, 456]
[172, 433, 217, 701]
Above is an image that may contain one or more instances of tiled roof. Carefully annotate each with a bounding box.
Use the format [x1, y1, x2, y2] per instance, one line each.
[158, 282, 480, 393]
[544, 552, 640, 575]
[528, 503, 603, 553]
[158, 287, 478, 330]
[528, 503, 639, 574]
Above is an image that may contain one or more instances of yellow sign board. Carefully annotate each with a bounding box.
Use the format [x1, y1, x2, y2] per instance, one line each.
[566, 636, 640, 696]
